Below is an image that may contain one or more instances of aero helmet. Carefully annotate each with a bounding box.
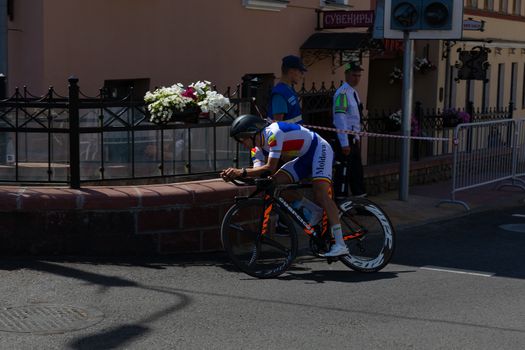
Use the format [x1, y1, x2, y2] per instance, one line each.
[230, 114, 268, 142]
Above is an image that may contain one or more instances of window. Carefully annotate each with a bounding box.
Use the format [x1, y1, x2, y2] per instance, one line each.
[482, 66, 491, 110]
[103, 78, 150, 100]
[510, 63, 517, 109]
[497, 63, 505, 109]
[522, 63, 525, 108]
[449, 65, 457, 108]
[466, 0, 479, 8]
[514, 0, 522, 15]
[321, 0, 349, 8]
[484, 0, 494, 10]
[466, 80, 475, 107]
[500, 0, 509, 13]
[242, 0, 289, 11]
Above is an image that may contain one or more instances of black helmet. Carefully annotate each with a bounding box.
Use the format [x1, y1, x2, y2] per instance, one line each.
[230, 114, 268, 142]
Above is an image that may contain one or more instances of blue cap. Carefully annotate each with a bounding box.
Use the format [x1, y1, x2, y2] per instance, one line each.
[282, 55, 307, 72]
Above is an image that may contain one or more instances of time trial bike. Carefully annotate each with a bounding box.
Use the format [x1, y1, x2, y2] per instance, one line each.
[220, 176, 395, 278]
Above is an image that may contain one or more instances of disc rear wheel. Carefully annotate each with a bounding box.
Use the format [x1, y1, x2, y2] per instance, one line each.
[338, 198, 395, 272]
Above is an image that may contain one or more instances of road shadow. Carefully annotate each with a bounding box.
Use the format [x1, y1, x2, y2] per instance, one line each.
[394, 207, 525, 279]
[277, 269, 404, 284]
[0, 251, 232, 272]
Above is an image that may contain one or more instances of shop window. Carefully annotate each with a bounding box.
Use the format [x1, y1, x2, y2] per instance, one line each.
[103, 78, 150, 100]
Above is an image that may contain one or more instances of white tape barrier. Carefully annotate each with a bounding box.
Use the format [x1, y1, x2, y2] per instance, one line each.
[303, 124, 452, 142]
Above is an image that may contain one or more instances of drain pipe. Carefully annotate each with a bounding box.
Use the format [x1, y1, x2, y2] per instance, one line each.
[0, 0, 6, 79]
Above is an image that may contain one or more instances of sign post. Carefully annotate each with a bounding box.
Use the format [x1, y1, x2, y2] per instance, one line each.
[382, 0, 464, 201]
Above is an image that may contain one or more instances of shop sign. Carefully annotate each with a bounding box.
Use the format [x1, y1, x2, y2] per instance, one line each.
[323, 10, 374, 29]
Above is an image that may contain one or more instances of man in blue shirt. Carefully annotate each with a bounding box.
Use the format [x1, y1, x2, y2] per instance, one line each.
[267, 55, 306, 124]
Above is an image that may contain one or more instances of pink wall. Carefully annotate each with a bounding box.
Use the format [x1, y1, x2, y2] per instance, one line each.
[9, 0, 371, 103]
[8, 0, 44, 94]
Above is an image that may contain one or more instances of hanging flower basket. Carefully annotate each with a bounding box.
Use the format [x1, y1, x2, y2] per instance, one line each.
[144, 81, 230, 125]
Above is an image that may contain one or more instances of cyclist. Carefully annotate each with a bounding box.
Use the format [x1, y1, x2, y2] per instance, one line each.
[220, 114, 349, 257]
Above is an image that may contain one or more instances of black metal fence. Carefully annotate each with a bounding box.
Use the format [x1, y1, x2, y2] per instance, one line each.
[0, 77, 514, 187]
[296, 82, 514, 165]
[0, 77, 251, 188]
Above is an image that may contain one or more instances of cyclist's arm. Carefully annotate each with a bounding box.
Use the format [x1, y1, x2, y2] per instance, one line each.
[220, 157, 279, 181]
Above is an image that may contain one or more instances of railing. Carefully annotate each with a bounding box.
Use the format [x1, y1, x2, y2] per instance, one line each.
[0, 77, 252, 188]
[438, 118, 525, 211]
[362, 101, 514, 165]
[295, 81, 514, 166]
[0, 76, 517, 188]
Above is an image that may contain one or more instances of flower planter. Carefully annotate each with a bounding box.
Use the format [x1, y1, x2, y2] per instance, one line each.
[144, 80, 230, 125]
[150, 106, 200, 125]
[171, 107, 200, 124]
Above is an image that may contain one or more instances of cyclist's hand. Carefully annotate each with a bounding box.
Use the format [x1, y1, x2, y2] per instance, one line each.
[220, 167, 242, 182]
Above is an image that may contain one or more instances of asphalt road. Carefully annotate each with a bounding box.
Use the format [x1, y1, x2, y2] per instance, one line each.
[0, 207, 524, 349]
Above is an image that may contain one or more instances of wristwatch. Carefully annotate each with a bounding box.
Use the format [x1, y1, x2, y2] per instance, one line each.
[241, 168, 247, 178]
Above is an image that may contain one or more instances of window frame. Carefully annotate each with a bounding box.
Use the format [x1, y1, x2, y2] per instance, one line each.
[242, 0, 289, 12]
[320, 0, 350, 9]
[497, 63, 505, 109]
[510, 62, 517, 109]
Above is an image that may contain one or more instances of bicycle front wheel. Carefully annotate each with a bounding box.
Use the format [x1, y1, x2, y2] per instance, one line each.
[338, 198, 395, 272]
[220, 198, 298, 278]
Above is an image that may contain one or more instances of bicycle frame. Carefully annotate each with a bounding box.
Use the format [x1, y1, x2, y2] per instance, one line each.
[235, 178, 365, 242]
[266, 192, 329, 238]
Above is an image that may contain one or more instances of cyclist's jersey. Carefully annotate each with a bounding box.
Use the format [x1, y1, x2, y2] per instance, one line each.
[251, 122, 333, 183]
[261, 122, 313, 159]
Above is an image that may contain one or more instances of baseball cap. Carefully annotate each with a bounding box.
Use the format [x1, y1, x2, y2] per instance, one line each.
[282, 55, 308, 72]
[344, 62, 364, 72]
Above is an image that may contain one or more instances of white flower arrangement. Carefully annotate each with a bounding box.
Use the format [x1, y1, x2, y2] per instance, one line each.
[144, 80, 230, 124]
[414, 57, 436, 73]
[388, 110, 402, 126]
[388, 67, 403, 85]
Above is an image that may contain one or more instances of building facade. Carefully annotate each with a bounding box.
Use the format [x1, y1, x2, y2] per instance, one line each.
[6, 0, 525, 116]
[7, 0, 371, 104]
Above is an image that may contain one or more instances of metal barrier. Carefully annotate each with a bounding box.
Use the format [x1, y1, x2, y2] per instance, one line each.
[513, 119, 525, 180]
[438, 119, 525, 211]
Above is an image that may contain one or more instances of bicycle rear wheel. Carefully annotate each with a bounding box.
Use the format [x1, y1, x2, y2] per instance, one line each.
[338, 198, 395, 272]
[221, 198, 298, 278]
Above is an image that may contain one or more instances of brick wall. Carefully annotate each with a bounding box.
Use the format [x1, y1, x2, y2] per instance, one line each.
[0, 157, 452, 256]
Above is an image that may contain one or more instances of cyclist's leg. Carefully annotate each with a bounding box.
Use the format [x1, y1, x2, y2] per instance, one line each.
[309, 137, 349, 257]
